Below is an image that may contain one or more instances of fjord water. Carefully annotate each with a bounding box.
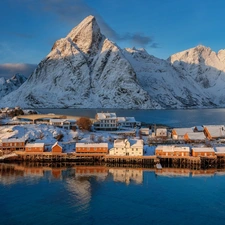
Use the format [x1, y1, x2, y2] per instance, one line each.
[1, 164, 225, 225]
[36, 108, 225, 127]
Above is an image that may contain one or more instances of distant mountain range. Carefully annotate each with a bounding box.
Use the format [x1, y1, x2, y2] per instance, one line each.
[0, 74, 27, 100]
[1, 15, 225, 109]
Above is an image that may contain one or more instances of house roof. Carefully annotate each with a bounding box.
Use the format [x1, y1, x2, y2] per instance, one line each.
[156, 145, 190, 152]
[117, 117, 126, 122]
[114, 139, 127, 147]
[50, 119, 65, 123]
[173, 146, 190, 152]
[1, 138, 25, 143]
[194, 126, 204, 132]
[129, 139, 143, 147]
[186, 132, 206, 140]
[192, 147, 215, 153]
[173, 128, 193, 136]
[96, 113, 117, 120]
[76, 143, 108, 148]
[26, 143, 44, 148]
[203, 125, 225, 138]
[215, 147, 225, 154]
[52, 142, 62, 149]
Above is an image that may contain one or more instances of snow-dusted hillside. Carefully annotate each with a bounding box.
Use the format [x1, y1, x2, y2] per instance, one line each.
[123, 48, 213, 108]
[1, 16, 225, 109]
[0, 74, 27, 100]
[168, 45, 225, 105]
[0, 16, 159, 109]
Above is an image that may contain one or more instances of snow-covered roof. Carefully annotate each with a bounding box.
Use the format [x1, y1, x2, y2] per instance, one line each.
[96, 113, 117, 120]
[192, 147, 215, 152]
[125, 117, 136, 122]
[50, 119, 65, 123]
[114, 139, 127, 147]
[156, 145, 190, 152]
[214, 147, 225, 154]
[26, 143, 45, 148]
[156, 128, 167, 132]
[203, 125, 225, 138]
[173, 128, 193, 136]
[194, 126, 204, 132]
[186, 132, 206, 140]
[130, 139, 143, 147]
[117, 117, 126, 122]
[173, 146, 190, 152]
[52, 142, 62, 149]
[156, 145, 174, 152]
[1, 138, 25, 143]
[76, 143, 108, 148]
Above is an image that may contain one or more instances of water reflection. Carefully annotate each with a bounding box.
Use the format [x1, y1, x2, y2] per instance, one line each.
[1, 163, 225, 184]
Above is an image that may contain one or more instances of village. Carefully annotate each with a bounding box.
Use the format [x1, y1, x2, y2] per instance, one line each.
[1, 107, 225, 168]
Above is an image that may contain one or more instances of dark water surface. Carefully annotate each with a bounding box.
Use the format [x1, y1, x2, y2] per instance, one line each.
[36, 108, 225, 127]
[1, 163, 225, 225]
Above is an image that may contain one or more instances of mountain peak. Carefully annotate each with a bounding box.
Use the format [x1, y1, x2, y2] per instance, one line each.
[65, 15, 103, 55]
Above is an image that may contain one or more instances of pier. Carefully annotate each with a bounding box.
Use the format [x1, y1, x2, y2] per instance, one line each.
[2, 151, 225, 169]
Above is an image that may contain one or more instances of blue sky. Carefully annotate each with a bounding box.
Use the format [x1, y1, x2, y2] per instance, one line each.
[1, 0, 225, 77]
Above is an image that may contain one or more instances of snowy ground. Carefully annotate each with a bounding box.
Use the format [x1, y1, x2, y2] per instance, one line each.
[0, 123, 148, 154]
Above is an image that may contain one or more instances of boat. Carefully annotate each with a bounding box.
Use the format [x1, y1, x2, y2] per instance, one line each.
[156, 163, 162, 170]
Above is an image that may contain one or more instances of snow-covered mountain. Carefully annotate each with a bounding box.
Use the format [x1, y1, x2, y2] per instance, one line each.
[0, 74, 27, 100]
[0, 16, 159, 109]
[1, 15, 225, 109]
[168, 45, 225, 105]
[123, 47, 213, 108]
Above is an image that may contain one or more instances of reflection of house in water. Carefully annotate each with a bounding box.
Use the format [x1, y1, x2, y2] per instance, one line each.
[75, 166, 108, 180]
[109, 168, 143, 184]
[155, 168, 191, 177]
[191, 169, 216, 177]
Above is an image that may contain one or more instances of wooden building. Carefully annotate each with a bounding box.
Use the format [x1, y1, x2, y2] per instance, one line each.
[192, 147, 215, 157]
[76, 143, 108, 154]
[109, 139, 143, 156]
[0, 138, 25, 153]
[203, 125, 225, 140]
[52, 142, 63, 153]
[25, 143, 45, 153]
[184, 132, 206, 142]
[155, 145, 190, 157]
[172, 128, 193, 140]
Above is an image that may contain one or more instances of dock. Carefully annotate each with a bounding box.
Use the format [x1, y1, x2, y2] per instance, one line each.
[1, 151, 224, 169]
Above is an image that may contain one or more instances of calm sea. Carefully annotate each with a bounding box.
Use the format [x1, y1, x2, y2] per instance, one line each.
[35, 108, 225, 127]
[1, 163, 225, 225]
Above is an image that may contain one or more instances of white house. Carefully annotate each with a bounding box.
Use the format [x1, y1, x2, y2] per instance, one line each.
[117, 117, 137, 128]
[109, 139, 143, 156]
[94, 113, 118, 130]
[49, 119, 71, 129]
[155, 128, 167, 137]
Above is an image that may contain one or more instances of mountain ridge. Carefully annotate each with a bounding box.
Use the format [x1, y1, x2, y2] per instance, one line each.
[1, 16, 225, 109]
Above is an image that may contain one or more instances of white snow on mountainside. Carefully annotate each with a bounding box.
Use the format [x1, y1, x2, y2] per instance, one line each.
[168, 45, 225, 105]
[1, 15, 225, 109]
[0, 74, 27, 99]
[0, 16, 159, 109]
[123, 48, 213, 108]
